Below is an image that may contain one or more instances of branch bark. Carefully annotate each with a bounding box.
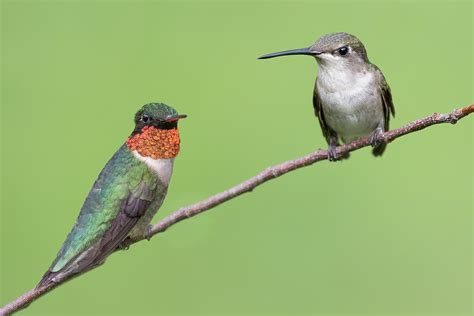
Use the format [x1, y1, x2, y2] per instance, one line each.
[1, 105, 473, 315]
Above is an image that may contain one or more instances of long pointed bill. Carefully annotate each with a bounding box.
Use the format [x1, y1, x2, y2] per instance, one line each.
[165, 114, 187, 123]
[258, 47, 320, 59]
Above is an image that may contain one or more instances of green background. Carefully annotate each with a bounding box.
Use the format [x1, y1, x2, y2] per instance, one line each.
[1, 1, 472, 315]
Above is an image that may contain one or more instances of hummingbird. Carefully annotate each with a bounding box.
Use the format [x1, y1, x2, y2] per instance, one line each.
[37, 103, 187, 288]
[259, 32, 395, 160]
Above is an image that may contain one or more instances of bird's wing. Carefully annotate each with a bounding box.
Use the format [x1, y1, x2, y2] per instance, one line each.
[87, 179, 155, 267]
[38, 145, 157, 286]
[373, 65, 395, 130]
[313, 83, 333, 142]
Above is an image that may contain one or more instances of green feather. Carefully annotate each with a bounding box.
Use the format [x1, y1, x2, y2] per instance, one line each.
[50, 144, 157, 272]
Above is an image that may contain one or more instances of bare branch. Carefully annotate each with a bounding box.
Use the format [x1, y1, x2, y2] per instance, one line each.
[1, 105, 473, 315]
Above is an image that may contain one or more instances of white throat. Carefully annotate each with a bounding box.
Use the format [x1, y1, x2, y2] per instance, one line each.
[318, 63, 369, 90]
[132, 150, 174, 185]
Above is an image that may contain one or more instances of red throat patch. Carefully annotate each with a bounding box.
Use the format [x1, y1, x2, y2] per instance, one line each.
[126, 126, 180, 159]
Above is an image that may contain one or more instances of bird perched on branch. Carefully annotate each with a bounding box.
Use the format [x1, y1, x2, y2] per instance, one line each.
[37, 103, 187, 288]
[259, 32, 395, 160]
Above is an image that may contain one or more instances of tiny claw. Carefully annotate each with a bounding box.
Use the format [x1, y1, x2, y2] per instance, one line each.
[370, 128, 385, 148]
[146, 225, 153, 241]
[118, 240, 131, 251]
[327, 144, 339, 161]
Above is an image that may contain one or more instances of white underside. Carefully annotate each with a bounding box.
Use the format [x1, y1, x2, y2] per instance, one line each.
[130, 150, 174, 240]
[317, 61, 384, 142]
[132, 150, 174, 185]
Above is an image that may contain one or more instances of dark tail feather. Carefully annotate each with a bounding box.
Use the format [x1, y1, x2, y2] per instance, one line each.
[37, 254, 107, 289]
[37, 268, 81, 289]
[372, 142, 387, 157]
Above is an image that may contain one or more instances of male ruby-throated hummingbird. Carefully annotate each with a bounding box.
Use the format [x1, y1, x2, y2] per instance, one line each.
[37, 103, 186, 287]
[259, 32, 395, 160]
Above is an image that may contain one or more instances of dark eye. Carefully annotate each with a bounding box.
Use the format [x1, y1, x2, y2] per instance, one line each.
[338, 46, 349, 56]
[142, 114, 150, 123]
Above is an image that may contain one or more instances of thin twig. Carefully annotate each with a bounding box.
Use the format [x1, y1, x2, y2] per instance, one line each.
[1, 105, 473, 315]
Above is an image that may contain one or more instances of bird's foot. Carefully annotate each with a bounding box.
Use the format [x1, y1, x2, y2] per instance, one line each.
[145, 225, 153, 241]
[327, 144, 340, 161]
[370, 128, 388, 156]
[327, 144, 350, 161]
[118, 238, 131, 250]
[370, 128, 385, 148]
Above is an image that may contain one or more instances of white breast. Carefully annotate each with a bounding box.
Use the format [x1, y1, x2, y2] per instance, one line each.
[317, 67, 384, 142]
[132, 151, 174, 185]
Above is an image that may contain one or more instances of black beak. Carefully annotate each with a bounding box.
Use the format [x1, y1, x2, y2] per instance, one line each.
[165, 114, 187, 123]
[258, 47, 321, 59]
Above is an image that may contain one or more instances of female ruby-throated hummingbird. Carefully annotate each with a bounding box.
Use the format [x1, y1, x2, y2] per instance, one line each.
[259, 32, 395, 160]
[37, 103, 186, 288]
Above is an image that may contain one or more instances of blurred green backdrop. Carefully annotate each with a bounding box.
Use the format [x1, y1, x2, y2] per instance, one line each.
[1, 1, 472, 315]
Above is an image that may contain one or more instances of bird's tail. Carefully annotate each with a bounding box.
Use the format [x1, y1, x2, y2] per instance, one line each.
[36, 250, 109, 289]
[372, 142, 387, 156]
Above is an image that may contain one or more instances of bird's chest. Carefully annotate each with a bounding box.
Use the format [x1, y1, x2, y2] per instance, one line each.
[316, 70, 383, 141]
[132, 151, 174, 186]
[132, 152, 174, 219]
[129, 152, 174, 239]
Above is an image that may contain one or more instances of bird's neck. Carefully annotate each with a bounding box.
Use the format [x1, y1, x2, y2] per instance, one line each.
[126, 126, 180, 159]
[317, 62, 372, 92]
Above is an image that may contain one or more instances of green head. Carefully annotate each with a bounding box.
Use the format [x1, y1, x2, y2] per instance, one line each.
[132, 102, 187, 135]
[258, 32, 369, 67]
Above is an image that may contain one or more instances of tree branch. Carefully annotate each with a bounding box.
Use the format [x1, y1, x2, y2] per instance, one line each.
[1, 105, 473, 316]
